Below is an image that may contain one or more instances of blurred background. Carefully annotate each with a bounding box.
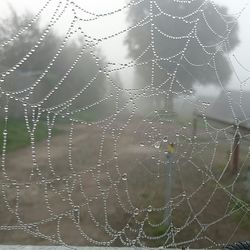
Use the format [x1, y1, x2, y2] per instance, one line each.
[0, 0, 250, 248]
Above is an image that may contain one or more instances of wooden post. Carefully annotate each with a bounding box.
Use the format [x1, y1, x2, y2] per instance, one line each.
[232, 132, 240, 175]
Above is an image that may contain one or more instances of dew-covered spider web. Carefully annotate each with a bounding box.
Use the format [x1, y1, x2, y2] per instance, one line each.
[0, 0, 250, 249]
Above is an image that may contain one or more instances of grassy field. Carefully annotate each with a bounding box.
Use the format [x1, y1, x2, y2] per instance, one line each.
[126, 117, 250, 248]
[0, 118, 61, 152]
[71, 111, 102, 122]
[0, 110, 104, 152]
[0, 117, 249, 247]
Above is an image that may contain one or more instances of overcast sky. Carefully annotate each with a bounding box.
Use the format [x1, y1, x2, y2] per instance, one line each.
[1, 0, 250, 94]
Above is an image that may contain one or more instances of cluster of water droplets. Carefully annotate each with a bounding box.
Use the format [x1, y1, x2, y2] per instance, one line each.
[0, 0, 250, 249]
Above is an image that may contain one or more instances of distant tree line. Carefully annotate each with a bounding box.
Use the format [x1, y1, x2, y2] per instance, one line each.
[0, 7, 113, 120]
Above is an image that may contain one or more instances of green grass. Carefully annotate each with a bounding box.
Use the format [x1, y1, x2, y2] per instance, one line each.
[0, 118, 61, 152]
[143, 217, 170, 247]
[72, 111, 101, 122]
[149, 224, 168, 237]
[229, 199, 250, 230]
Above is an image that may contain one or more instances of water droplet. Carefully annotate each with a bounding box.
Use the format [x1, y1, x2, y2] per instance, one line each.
[134, 208, 139, 216]
[147, 205, 152, 212]
[202, 102, 210, 107]
[154, 141, 160, 149]
[122, 173, 127, 181]
[25, 183, 30, 188]
[74, 206, 79, 212]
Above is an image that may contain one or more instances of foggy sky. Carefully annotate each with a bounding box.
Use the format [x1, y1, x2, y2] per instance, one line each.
[1, 0, 250, 95]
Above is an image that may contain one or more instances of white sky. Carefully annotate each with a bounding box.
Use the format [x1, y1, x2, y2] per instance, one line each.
[1, 0, 250, 93]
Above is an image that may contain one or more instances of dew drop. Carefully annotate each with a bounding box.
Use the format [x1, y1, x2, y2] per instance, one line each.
[122, 173, 127, 181]
[134, 208, 139, 216]
[147, 205, 152, 212]
[154, 141, 160, 149]
[74, 206, 79, 212]
[163, 136, 168, 143]
[25, 183, 30, 188]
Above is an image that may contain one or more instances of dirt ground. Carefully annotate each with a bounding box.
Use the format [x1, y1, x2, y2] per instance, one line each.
[0, 117, 249, 248]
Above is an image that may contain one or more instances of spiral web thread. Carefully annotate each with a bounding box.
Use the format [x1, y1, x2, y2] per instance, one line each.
[0, 0, 250, 249]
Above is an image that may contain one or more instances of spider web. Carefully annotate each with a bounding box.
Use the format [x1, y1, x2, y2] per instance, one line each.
[0, 0, 250, 249]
